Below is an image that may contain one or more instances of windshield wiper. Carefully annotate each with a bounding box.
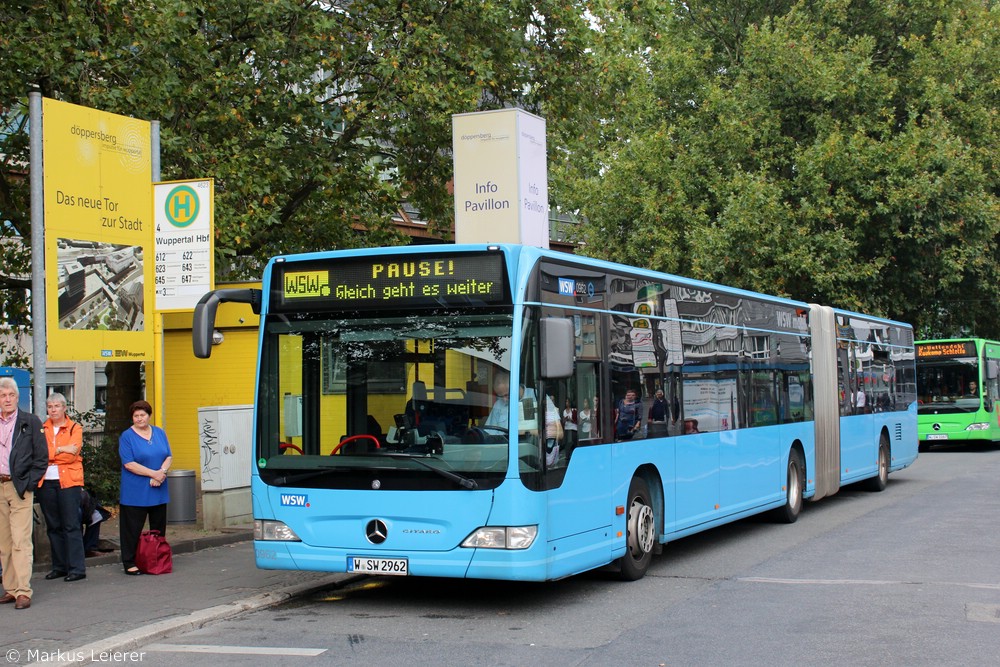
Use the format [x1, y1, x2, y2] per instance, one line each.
[377, 452, 479, 490]
[271, 467, 341, 486]
[268, 454, 479, 490]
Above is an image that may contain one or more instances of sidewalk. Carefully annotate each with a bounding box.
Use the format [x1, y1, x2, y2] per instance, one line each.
[31, 503, 256, 573]
[6, 516, 354, 666]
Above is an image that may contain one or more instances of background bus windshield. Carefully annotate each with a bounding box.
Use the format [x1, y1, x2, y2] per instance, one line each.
[916, 356, 981, 413]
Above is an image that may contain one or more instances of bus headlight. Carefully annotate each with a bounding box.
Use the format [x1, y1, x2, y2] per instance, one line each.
[461, 526, 538, 550]
[254, 519, 301, 541]
[965, 422, 990, 431]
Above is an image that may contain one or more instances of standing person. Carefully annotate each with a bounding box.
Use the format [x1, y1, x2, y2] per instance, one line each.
[562, 398, 578, 452]
[647, 389, 669, 437]
[38, 393, 87, 582]
[578, 398, 593, 440]
[614, 389, 642, 441]
[119, 400, 172, 576]
[543, 391, 561, 466]
[592, 395, 600, 439]
[0, 376, 47, 609]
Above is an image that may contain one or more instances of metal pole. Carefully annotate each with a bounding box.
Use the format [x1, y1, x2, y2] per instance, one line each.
[28, 90, 46, 415]
[150, 121, 163, 426]
[151, 120, 160, 181]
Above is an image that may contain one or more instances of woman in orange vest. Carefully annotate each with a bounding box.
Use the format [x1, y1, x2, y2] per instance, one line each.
[38, 393, 87, 582]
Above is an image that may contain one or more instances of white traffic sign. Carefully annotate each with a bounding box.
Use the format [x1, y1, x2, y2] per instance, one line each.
[153, 179, 214, 311]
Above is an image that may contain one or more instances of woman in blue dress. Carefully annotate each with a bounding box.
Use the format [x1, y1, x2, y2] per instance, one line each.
[118, 400, 172, 575]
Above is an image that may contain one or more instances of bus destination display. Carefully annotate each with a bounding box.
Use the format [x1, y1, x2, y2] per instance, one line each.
[276, 252, 508, 310]
[916, 341, 977, 359]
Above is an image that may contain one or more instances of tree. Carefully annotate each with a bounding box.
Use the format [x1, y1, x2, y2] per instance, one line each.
[2, 0, 608, 275]
[557, 0, 1000, 337]
[0, 0, 609, 418]
[6, 0, 995, 380]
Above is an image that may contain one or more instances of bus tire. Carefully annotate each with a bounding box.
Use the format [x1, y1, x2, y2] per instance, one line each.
[773, 448, 804, 524]
[865, 436, 890, 492]
[617, 476, 656, 581]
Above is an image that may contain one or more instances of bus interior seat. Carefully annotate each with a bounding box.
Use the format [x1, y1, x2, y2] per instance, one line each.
[407, 382, 472, 437]
[338, 437, 380, 455]
[338, 419, 386, 453]
[406, 381, 428, 426]
[279, 442, 303, 455]
[367, 414, 384, 439]
[412, 381, 427, 402]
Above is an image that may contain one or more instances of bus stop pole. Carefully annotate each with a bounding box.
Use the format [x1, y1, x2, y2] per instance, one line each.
[29, 89, 46, 414]
[148, 121, 166, 428]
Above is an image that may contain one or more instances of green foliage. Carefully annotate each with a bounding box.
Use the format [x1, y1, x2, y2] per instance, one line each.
[81, 434, 121, 507]
[1, 0, 602, 281]
[3, 0, 999, 346]
[0, 0, 606, 404]
[65, 407, 119, 505]
[557, 0, 1000, 337]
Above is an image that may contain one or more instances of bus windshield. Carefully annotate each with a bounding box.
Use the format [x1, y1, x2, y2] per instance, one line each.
[255, 310, 514, 489]
[916, 356, 981, 414]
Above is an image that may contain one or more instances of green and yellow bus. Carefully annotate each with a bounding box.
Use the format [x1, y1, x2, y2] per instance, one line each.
[916, 338, 1000, 450]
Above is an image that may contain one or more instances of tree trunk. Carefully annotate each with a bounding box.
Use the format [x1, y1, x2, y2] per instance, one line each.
[104, 361, 143, 434]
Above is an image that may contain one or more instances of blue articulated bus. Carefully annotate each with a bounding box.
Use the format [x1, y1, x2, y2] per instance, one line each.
[193, 244, 918, 581]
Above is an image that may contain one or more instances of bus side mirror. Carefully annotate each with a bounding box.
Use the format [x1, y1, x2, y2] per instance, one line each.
[193, 288, 261, 358]
[540, 317, 574, 379]
[988, 360, 999, 381]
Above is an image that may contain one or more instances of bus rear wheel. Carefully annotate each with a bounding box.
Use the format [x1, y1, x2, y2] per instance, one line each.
[865, 436, 890, 492]
[772, 449, 804, 524]
[618, 476, 656, 581]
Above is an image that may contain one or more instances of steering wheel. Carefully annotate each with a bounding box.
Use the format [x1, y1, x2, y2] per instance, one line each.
[479, 425, 509, 435]
[330, 434, 382, 455]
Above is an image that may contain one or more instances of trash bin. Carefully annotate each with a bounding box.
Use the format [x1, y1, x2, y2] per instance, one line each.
[166, 470, 197, 523]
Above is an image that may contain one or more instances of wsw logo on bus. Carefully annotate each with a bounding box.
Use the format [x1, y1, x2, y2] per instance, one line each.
[280, 494, 309, 507]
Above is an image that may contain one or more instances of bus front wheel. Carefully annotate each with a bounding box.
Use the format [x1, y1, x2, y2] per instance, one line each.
[618, 476, 656, 581]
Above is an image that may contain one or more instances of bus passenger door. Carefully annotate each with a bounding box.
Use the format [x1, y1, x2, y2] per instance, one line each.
[544, 362, 612, 543]
[674, 372, 720, 527]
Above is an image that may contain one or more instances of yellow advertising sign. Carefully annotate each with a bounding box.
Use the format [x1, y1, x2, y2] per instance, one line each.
[42, 98, 154, 361]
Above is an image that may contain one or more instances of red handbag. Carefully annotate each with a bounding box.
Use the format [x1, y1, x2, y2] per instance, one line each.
[135, 530, 173, 574]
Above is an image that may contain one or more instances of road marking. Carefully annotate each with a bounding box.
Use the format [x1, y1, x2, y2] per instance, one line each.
[739, 577, 1000, 590]
[144, 644, 326, 656]
[966, 603, 1000, 624]
[739, 577, 903, 586]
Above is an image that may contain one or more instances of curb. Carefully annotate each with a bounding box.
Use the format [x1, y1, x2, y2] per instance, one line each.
[54, 573, 353, 667]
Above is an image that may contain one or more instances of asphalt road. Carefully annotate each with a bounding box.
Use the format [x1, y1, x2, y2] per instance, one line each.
[128, 446, 1000, 667]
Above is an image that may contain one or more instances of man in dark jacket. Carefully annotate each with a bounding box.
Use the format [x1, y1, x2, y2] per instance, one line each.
[0, 377, 47, 609]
